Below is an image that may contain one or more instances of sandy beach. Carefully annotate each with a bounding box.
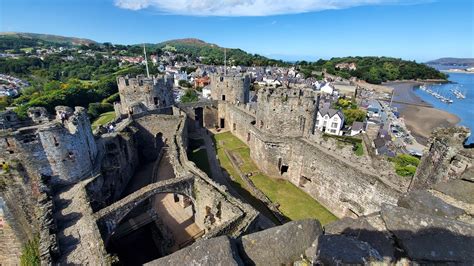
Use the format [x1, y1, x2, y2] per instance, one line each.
[385, 82, 460, 145]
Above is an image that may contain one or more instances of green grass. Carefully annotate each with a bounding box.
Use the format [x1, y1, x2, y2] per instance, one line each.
[250, 174, 337, 224]
[354, 142, 364, 156]
[389, 154, 420, 177]
[20, 236, 40, 266]
[188, 147, 212, 178]
[91, 111, 115, 130]
[79, 80, 98, 85]
[214, 132, 337, 225]
[20, 47, 34, 53]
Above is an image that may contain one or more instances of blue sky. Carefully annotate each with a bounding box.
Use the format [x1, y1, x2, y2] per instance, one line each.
[1, 0, 473, 62]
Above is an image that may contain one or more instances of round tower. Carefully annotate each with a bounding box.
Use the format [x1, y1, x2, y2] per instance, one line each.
[210, 73, 250, 104]
[38, 106, 98, 184]
[256, 88, 318, 137]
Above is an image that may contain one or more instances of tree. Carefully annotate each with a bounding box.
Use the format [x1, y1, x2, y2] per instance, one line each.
[180, 89, 198, 103]
[382, 62, 399, 81]
[342, 109, 366, 125]
[87, 102, 113, 119]
[178, 80, 192, 88]
[366, 67, 382, 84]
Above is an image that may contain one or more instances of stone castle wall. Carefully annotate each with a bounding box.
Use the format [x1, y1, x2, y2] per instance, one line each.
[412, 127, 473, 190]
[87, 124, 140, 211]
[219, 102, 401, 217]
[38, 107, 98, 184]
[256, 88, 318, 138]
[210, 73, 250, 104]
[0, 106, 97, 185]
[117, 75, 174, 115]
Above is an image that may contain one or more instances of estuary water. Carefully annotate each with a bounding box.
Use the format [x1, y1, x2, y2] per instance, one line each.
[413, 72, 474, 144]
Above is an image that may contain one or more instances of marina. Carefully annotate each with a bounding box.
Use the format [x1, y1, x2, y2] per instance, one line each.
[414, 72, 474, 144]
[418, 84, 453, 104]
[451, 87, 467, 99]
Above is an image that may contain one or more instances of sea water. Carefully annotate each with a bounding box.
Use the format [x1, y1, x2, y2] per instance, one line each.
[414, 72, 474, 144]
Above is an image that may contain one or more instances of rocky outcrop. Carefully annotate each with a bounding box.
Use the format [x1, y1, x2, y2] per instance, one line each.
[239, 219, 322, 265]
[307, 235, 383, 265]
[397, 190, 466, 219]
[381, 204, 474, 263]
[145, 236, 242, 266]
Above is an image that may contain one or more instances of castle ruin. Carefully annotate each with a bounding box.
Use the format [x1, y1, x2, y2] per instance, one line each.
[0, 72, 472, 265]
[115, 74, 174, 117]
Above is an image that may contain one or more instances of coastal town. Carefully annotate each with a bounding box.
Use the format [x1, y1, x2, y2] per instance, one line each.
[0, 0, 473, 264]
[0, 41, 435, 160]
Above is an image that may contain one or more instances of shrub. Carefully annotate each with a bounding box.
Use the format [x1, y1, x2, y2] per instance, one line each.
[178, 80, 192, 88]
[102, 92, 120, 104]
[395, 165, 417, 177]
[180, 89, 198, 103]
[20, 236, 40, 266]
[87, 102, 114, 119]
[390, 154, 420, 177]
[2, 162, 9, 173]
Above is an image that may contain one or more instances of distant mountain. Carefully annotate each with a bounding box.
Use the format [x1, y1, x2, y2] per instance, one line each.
[0, 32, 97, 47]
[426, 58, 474, 67]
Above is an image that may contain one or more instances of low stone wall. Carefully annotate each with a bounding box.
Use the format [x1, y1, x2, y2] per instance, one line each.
[223, 148, 288, 224]
[0, 165, 38, 264]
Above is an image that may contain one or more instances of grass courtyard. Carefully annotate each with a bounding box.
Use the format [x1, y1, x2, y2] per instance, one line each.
[213, 132, 337, 225]
[91, 111, 116, 130]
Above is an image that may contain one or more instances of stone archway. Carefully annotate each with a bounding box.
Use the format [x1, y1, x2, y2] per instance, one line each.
[94, 177, 196, 243]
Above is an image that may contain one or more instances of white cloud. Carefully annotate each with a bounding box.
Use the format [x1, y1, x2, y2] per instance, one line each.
[114, 0, 423, 16]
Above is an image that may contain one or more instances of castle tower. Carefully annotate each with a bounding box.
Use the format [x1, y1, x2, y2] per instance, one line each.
[116, 74, 174, 115]
[210, 73, 250, 104]
[410, 127, 471, 190]
[256, 87, 318, 138]
[37, 106, 98, 184]
[0, 106, 98, 184]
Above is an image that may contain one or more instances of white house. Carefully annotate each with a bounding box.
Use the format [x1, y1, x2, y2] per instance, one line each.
[350, 121, 366, 136]
[202, 86, 211, 99]
[174, 71, 188, 87]
[315, 108, 345, 135]
[320, 83, 335, 95]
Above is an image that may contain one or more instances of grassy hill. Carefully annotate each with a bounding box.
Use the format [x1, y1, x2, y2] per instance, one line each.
[147, 38, 288, 66]
[0, 32, 96, 46]
[299, 56, 447, 84]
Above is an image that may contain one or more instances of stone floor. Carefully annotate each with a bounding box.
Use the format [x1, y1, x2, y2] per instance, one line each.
[151, 150, 202, 251]
[153, 194, 202, 251]
[0, 213, 22, 265]
[53, 180, 107, 264]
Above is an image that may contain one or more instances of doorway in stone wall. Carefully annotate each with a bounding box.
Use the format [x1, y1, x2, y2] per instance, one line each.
[220, 118, 225, 129]
[195, 107, 203, 128]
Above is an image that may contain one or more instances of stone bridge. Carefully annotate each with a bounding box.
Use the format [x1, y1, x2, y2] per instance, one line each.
[94, 176, 195, 241]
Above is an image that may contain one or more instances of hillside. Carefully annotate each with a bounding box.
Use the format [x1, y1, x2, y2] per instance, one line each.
[300, 56, 447, 84]
[426, 57, 474, 67]
[148, 38, 288, 66]
[0, 32, 96, 46]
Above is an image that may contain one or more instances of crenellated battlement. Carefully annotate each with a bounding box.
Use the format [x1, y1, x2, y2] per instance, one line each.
[210, 73, 250, 104]
[0, 106, 98, 184]
[255, 87, 319, 138]
[116, 74, 174, 115]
